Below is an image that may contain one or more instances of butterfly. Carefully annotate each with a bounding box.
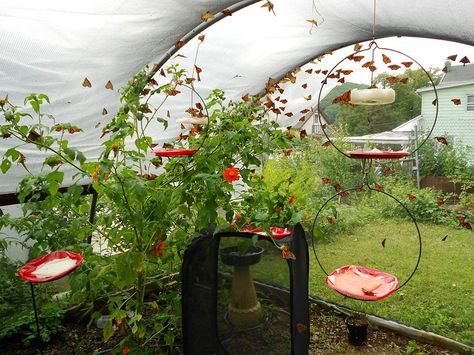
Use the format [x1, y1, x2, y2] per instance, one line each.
[401, 61, 413, 68]
[382, 54, 392, 64]
[400, 77, 409, 84]
[383, 166, 393, 175]
[302, 83, 308, 89]
[437, 198, 444, 206]
[447, 54, 457, 61]
[105, 80, 113, 90]
[461, 222, 472, 230]
[381, 238, 386, 248]
[322, 140, 331, 147]
[388, 76, 399, 84]
[326, 216, 334, 224]
[339, 191, 349, 197]
[322, 177, 331, 184]
[432, 99, 438, 106]
[285, 112, 293, 117]
[338, 78, 345, 83]
[388, 64, 401, 70]
[296, 323, 307, 333]
[408, 194, 416, 202]
[435, 136, 448, 145]
[354, 43, 362, 51]
[281, 244, 296, 260]
[102, 108, 108, 115]
[332, 90, 351, 104]
[451, 98, 461, 105]
[459, 56, 470, 66]
[82, 78, 92, 87]
[300, 130, 308, 139]
[457, 215, 466, 224]
[198, 34, 206, 41]
[374, 184, 384, 192]
[201, 11, 214, 21]
[441, 235, 448, 241]
[282, 149, 292, 157]
[332, 182, 342, 191]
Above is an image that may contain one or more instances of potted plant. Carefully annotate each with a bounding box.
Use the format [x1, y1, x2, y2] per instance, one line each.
[345, 311, 369, 346]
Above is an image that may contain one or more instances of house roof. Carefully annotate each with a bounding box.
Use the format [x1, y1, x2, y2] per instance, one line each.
[418, 64, 474, 92]
[344, 116, 421, 145]
[293, 107, 331, 130]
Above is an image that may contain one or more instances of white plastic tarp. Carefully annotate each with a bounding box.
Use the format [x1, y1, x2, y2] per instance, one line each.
[1, 0, 474, 193]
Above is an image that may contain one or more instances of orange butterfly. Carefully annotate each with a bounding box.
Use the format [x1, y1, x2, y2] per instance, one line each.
[447, 54, 457, 61]
[82, 78, 92, 87]
[332, 90, 351, 104]
[322, 177, 331, 184]
[374, 184, 384, 192]
[459, 56, 470, 66]
[401, 61, 413, 68]
[408, 194, 416, 202]
[382, 54, 391, 64]
[436, 198, 444, 206]
[105, 80, 113, 90]
[388, 64, 401, 70]
[451, 98, 461, 105]
[326, 216, 335, 224]
[435, 136, 448, 145]
[321, 140, 331, 147]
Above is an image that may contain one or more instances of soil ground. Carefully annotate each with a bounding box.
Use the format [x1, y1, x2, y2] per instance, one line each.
[3, 303, 466, 354]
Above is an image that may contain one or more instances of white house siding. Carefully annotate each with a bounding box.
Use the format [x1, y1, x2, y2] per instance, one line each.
[420, 83, 474, 159]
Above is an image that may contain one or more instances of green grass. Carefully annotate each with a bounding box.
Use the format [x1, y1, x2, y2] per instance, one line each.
[312, 220, 474, 345]
[252, 220, 474, 345]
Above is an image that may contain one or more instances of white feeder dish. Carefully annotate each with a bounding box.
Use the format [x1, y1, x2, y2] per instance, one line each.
[176, 117, 208, 125]
[349, 88, 395, 105]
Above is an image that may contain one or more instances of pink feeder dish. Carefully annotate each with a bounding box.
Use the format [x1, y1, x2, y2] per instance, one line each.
[153, 148, 197, 157]
[239, 226, 293, 239]
[326, 265, 399, 301]
[346, 150, 410, 160]
[18, 250, 84, 283]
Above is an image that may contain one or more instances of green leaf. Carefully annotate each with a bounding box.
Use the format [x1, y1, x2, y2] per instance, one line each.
[5, 148, 20, 161]
[103, 320, 114, 342]
[1, 159, 11, 174]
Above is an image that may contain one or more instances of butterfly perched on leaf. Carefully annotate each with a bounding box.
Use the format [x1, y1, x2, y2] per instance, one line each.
[321, 140, 331, 147]
[326, 216, 335, 224]
[435, 136, 448, 145]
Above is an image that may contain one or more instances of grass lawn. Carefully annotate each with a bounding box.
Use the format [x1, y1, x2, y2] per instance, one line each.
[251, 220, 473, 345]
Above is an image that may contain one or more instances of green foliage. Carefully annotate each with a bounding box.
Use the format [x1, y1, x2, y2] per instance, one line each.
[0, 64, 295, 350]
[417, 138, 474, 183]
[0, 257, 65, 344]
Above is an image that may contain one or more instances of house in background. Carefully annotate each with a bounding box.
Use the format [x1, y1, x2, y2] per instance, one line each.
[293, 106, 332, 136]
[418, 63, 474, 160]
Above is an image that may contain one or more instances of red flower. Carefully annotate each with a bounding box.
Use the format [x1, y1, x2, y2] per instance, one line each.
[339, 191, 349, 197]
[332, 182, 342, 191]
[151, 240, 166, 257]
[288, 195, 296, 205]
[223, 167, 240, 183]
[122, 348, 130, 355]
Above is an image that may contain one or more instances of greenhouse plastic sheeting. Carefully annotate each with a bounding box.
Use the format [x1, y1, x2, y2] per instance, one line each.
[1, 0, 473, 193]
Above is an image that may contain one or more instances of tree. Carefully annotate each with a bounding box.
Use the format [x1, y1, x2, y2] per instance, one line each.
[335, 68, 442, 136]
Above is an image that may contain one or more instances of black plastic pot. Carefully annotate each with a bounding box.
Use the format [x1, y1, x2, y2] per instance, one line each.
[219, 246, 264, 266]
[346, 317, 368, 346]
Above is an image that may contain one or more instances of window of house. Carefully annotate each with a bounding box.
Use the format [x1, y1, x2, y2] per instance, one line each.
[467, 95, 474, 111]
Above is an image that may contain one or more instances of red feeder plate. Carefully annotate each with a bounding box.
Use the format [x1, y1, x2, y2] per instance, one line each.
[239, 227, 292, 239]
[153, 148, 197, 157]
[346, 151, 410, 160]
[18, 250, 84, 283]
[326, 265, 399, 301]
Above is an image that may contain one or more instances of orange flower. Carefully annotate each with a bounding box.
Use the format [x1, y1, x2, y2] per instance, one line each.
[122, 348, 130, 355]
[151, 240, 166, 257]
[223, 167, 240, 183]
[288, 195, 296, 205]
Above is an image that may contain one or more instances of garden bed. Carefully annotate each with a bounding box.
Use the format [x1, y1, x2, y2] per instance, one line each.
[2, 301, 464, 355]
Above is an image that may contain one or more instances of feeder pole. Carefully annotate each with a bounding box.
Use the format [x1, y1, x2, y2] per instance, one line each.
[30, 282, 41, 341]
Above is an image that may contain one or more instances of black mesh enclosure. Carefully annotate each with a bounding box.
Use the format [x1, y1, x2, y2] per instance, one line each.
[181, 223, 309, 355]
